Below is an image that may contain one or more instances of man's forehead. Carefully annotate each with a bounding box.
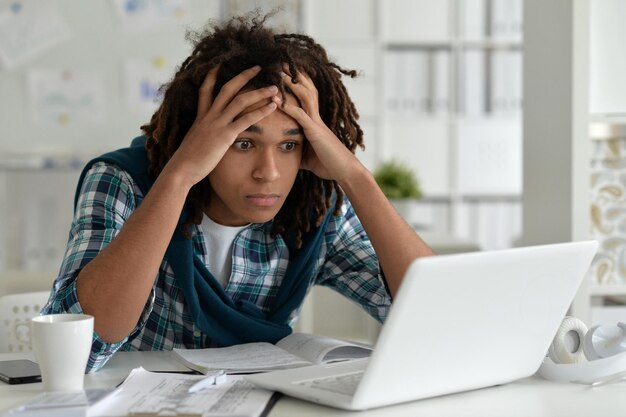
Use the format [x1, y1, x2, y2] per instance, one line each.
[238, 91, 299, 116]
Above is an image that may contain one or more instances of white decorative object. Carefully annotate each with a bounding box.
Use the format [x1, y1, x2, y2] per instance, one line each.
[590, 137, 626, 286]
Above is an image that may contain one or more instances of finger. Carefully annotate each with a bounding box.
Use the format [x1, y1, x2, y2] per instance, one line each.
[229, 101, 277, 134]
[211, 65, 262, 112]
[275, 95, 316, 130]
[282, 63, 315, 89]
[282, 63, 293, 77]
[197, 67, 219, 118]
[281, 73, 318, 116]
[220, 85, 278, 122]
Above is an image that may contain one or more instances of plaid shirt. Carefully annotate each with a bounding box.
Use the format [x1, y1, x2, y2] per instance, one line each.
[43, 162, 391, 372]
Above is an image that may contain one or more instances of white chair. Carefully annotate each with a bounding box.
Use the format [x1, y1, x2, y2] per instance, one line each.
[0, 291, 51, 353]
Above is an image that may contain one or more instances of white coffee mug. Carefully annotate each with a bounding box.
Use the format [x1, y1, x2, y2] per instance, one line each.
[31, 314, 94, 391]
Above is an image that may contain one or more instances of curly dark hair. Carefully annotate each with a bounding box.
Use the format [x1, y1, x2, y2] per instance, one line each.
[141, 13, 364, 248]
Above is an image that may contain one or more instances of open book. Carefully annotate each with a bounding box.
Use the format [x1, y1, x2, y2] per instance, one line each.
[173, 332, 372, 374]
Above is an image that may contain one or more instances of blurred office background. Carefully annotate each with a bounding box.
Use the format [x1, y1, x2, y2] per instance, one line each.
[0, 0, 623, 344]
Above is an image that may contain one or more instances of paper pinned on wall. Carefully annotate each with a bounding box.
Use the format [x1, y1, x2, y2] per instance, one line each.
[0, 0, 72, 69]
[123, 56, 175, 116]
[26, 69, 106, 125]
[109, 0, 193, 32]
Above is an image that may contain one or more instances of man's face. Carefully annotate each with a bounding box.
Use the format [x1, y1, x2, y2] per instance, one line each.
[206, 93, 304, 226]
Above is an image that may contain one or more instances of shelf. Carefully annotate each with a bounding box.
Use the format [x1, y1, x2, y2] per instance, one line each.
[384, 39, 522, 51]
[454, 115, 522, 124]
[589, 285, 626, 297]
[416, 195, 453, 203]
[409, 194, 522, 203]
[382, 115, 451, 124]
[457, 39, 522, 50]
[590, 121, 626, 137]
[0, 269, 58, 276]
[461, 194, 521, 202]
[0, 270, 56, 295]
[589, 114, 626, 125]
[384, 41, 454, 50]
[0, 153, 90, 171]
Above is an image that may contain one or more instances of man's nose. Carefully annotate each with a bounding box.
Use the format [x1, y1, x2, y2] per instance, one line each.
[252, 149, 280, 182]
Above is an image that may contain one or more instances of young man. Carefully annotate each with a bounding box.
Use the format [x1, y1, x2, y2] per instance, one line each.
[43, 15, 433, 372]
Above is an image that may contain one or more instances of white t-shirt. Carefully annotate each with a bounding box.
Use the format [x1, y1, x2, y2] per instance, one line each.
[200, 215, 248, 288]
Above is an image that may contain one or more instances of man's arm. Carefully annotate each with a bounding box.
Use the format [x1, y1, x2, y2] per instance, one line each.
[277, 70, 434, 299]
[75, 66, 279, 342]
[75, 168, 191, 342]
[337, 169, 434, 297]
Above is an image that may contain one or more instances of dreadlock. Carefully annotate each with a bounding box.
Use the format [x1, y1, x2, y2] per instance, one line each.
[141, 12, 364, 249]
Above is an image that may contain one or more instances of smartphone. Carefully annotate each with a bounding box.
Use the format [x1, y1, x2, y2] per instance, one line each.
[0, 359, 42, 384]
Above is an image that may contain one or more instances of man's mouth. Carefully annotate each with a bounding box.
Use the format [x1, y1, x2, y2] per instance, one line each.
[246, 194, 280, 207]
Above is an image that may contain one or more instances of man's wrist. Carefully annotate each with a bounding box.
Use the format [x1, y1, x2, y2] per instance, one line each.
[157, 164, 196, 195]
[337, 163, 376, 196]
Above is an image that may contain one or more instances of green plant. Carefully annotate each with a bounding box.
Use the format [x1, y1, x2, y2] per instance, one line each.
[373, 160, 422, 200]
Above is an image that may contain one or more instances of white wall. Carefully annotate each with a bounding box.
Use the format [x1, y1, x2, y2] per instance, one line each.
[0, 0, 219, 152]
[590, 0, 626, 115]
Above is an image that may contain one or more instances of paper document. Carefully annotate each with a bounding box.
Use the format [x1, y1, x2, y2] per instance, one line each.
[174, 332, 372, 374]
[87, 367, 276, 417]
[3, 389, 113, 417]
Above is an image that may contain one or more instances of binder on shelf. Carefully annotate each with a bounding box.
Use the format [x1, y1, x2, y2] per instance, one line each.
[401, 50, 430, 118]
[383, 50, 432, 119]
[459, 49, 486, 116]
[509, 50, 523, 113]
[460, 0, 486, 40]
[431, 49, 451, 115]
[456, 121, 522, 196]
[306, 0, 374, 41]
[479, 201, 522, 251]
[382, 50, 402, 117]
[400, 52, 419, 117]
[454, 201, 522, 252]
[381, 0, 451, 43]
[490, 0, 523, 41]
[489, 50, 505, 114]
[511, 0, 523, 39]
[489, 50, 522, 117]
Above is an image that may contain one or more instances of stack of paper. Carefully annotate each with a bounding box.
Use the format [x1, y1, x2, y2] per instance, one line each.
[3, 389, 112, 417]
[87, 367, 276, 417]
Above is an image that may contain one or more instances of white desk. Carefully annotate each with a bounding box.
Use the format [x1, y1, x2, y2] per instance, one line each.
[1, 351, 625, 416]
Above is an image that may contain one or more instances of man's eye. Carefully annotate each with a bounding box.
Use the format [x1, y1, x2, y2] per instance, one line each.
[280, 142, 298, 151]
[234, 140, 252, 150]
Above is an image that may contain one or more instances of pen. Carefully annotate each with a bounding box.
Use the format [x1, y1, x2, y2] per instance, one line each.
[187, 370, 227, 393]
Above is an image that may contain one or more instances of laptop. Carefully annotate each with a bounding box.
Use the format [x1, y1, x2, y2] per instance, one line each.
[246, 241, 599, 410]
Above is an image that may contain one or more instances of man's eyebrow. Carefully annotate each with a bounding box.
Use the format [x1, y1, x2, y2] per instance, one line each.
[243, 125, 303, 136]
[284, 127, 304, 136]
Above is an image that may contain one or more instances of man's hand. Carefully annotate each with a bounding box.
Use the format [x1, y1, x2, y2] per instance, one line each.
[276, 68, 366, 185]
[163, 66, 279, 188]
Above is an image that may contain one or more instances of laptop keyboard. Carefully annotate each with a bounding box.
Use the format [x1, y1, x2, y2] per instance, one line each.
[295, 371, 364, 396]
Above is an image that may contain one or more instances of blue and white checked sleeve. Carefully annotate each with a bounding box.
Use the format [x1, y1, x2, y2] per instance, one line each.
[315, 199, 392, 323]
[42, 162, 156, 372]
